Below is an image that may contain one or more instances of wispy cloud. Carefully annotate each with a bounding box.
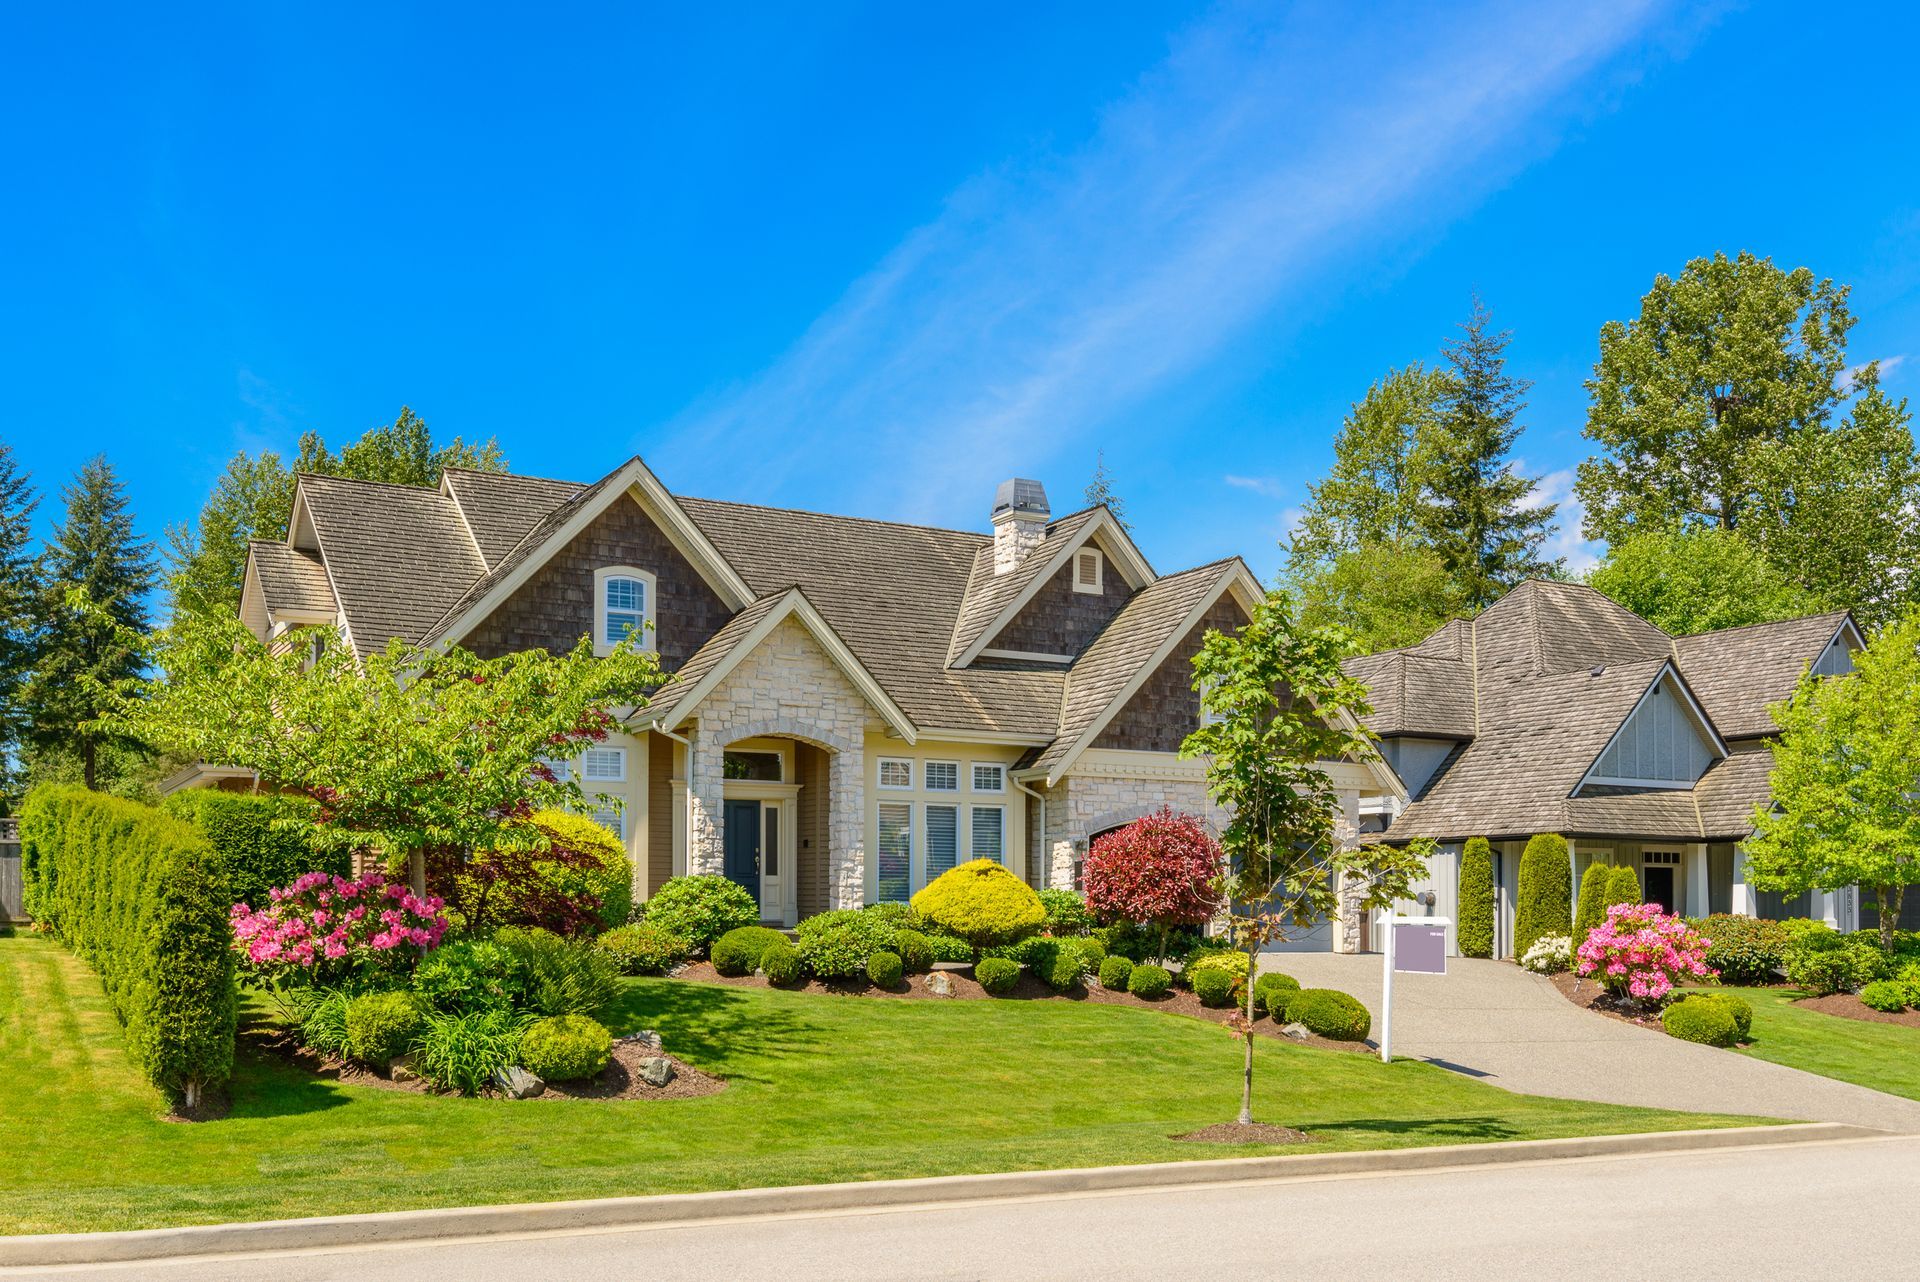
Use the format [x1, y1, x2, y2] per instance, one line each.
[1530, 465, 1603, 575]
[1846, 354, 1906, 390]
[1223, 474, 1287, 499]
[657, 1, 1670, 524]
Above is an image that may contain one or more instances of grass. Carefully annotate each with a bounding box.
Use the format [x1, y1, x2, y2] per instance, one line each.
[1722, 985, 1920, 1102]
[0, 936, 1762, 1235]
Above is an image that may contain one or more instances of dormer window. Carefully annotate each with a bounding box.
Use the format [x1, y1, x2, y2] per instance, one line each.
[594, 566, 657, 656]
[1072, 546, 1104, 595]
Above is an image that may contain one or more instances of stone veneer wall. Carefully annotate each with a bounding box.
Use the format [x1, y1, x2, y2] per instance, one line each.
[682, 616, 871, 911]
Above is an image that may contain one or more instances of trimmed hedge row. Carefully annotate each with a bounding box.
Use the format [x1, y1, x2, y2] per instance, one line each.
[161, 789, 342, 911]
[20, 785, 237, 1104]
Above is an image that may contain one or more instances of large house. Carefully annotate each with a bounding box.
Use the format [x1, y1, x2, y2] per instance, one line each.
[1349, 579, 1871, 957]
[235, 456, 1399, 929]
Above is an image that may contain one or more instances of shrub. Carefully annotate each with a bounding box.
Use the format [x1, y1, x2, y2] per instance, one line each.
[518, 1014, 613, 1081]
[428, 811, 629, 938]
[18, 786, 238, 1105]
[1662, 998, 1738, 1047]
[412, 939, 527, 1014]
[1185, 949, 1251, 984]
[642, 875, 760, 954]
[910, 860, 1046, 955]
[1082, 809, 1221, 957]
[414, 1008, 530, 1095]
[1672, 990, 1753, 1040]
[711, 926, 789, 977]
[1094, 921, 1204, 964]
[759, 939, 804, 985]
[231, 870, 448, 988]
[1026, 940, 1085, 993]
[162, 790, 341, 912]
[1037, 888, 1095, 936]
[1514, 833, 1571, 960]
[1191, 966, 1236, 1007]
[596, 923, 691, 977]
[1075, 936, 1107, 970]
[298, 988, 353, 1057]
[1098, 954, 1135, 991]
[1521, 934, 1571, 975]
[494, 926, 621, 1016]
[1127, 963, 1172, 1000]
[975, 956, 1021, 995]
[1290, 989, 1370, 1041]
[1254, 972, 1300, 1018]
[1784, 927, 1884, 996]
[1859, 980, 1910, 1013]
[1457, 838, 1495, 958]
[1573, 862, 1611, 950]
[345, 990, 423, 1067]
[797, 918, 896, 979]
[892, 929, 934, 974]
[867, 950, 904, 988]
[1606, 864, 1642, 910]
[1900, 961, 1920, 1007]
[523, 810, 634, 931]
[924, 932, 974, 964]
[1575, 903, 1715, 1005]
[1696, 915, 1789, 986]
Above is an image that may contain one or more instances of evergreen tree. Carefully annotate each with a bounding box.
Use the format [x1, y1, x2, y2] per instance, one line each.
[0, 440, 40, 805]
[1083, 450, 1130, 531]
[23, 457, 157, 790]
[1421, 297, 1559, 606]
[1457, 837, 1495, 959]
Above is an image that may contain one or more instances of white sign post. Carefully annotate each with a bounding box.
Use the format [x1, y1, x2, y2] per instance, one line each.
[1380, 915, 1451, 1064]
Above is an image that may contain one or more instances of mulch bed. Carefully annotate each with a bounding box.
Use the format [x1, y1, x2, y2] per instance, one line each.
[1789, 992, 1920, 1029]
[1548, 971, 1766, 1044]
[1174, 1121, 1314, 1146]
[162, 1087, 233, 1123]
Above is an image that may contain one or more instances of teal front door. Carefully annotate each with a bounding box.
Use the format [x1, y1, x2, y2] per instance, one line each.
[723, 799, 762, 903]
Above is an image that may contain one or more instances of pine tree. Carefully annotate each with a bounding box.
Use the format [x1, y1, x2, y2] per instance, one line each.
[0, 440, 40, 805]
[1422, 297, 1560, 606]
[1083, 450, 1130, 531]
[24, 457, 157, 790]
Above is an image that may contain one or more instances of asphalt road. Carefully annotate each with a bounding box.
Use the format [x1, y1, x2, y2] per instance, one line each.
[15, 1135, 1918, 1281]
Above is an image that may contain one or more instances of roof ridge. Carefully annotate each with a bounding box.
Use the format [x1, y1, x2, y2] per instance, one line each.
[296, 471, 464, 497]
[1675, 608, 1852, 640]
[440, 465, 586, 488]
[679, 493, 991, 543]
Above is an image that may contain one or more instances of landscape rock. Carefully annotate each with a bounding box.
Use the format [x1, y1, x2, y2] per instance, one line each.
[494, 1065, 545, 1099]
[639, 1055, 676, 1087]
[925, 972, 954, 997]
[619, 1029, 664, 1051]
[1280, 1022, 1312, 1041]
[388, 1054, 418, 1084]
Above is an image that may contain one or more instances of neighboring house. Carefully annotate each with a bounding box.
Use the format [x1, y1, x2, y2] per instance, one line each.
[231, 456, 1399, 930]
[1349, 579, 1871, 957]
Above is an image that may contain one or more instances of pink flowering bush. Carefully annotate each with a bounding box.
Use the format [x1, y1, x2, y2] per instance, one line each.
[231, 871, 449, 987]
[1575, 902, 1716, 1006]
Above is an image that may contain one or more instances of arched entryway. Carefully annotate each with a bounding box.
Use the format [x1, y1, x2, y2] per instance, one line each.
[705, 721, 855, 926]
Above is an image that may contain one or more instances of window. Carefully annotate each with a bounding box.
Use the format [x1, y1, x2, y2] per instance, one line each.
[763, 807, 780, 877]
[594, 566, 657, 656]
[971, 805, 1005, 863]
[1197, 677, 1224, 728]
[925, 804, 958, 880]
[924, 760, 960, 792]
[540, 757, 572, 784]
[878, 758, 913, 790]
[591, 802, 625, 841]
[971, 762, 1005, 793]
[581, 747, 626, 783]
[878, 802, 912, 902]
[724, 750, 783, 781]
[1072, 546, 1104, 594]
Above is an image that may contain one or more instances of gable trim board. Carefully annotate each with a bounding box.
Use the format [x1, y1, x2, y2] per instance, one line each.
[1574, 662, 1729, 794]
[646, 586, 919, 744]
[253, 507, 360, 654]
[950, 508, 1155, 669]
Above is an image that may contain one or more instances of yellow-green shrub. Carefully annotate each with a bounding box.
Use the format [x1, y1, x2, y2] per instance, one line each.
[527, 809, 633, 929]
[910, 859, 1045, 955]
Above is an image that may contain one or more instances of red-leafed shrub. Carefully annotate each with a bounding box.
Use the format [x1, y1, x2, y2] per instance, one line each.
[1083, 808, 1222, 961]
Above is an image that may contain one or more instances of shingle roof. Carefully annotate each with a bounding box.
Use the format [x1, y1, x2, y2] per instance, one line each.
[441, 468, 585, 568]
[945, 508, 1103, 664]
[1345, 650, 1475, 739]
[248, 540, 335, 617]
[1673, 612, 1852, 740]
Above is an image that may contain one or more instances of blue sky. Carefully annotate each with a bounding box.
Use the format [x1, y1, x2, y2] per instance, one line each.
[4, 1, 1918, 584]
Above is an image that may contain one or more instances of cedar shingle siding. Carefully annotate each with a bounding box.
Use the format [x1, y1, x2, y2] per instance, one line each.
[1092, 597, 1248, 753]
[988, 555, 1133, 657]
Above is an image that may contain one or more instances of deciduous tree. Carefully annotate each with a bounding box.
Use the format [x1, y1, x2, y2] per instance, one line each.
[1586, 526, 1813, 636]
[1082, 807, 1221, 962]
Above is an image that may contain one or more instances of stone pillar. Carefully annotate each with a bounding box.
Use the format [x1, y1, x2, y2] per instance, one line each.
[827, 744, 865, 909]
[685, 726, 725, 876]
[1686, 842, 1709, 919]
[1332, 789, 1365, 954]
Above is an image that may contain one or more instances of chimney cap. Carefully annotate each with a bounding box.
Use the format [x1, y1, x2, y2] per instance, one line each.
[992, 477, 1050, 521]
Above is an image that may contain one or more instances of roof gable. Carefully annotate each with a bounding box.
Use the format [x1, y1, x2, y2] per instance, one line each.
[948, 508, 1153, 668]
[1580, 665, 1726, 791]
[1672, 611, 1860, 739]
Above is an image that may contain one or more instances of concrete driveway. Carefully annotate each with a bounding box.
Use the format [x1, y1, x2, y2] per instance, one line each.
[1265, 954, 1920, 1132]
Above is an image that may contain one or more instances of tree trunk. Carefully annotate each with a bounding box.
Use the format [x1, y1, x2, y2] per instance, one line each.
[1882, 885, 1904, 954]
[409, 849, 426, 898]
[82, 740, 97, 791]
[1237, 937, 1257, 1126]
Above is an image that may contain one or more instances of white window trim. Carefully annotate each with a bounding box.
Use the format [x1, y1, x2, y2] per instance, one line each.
[923, 759, 961, 792]
[581, 746, 628, 784]
[878, 757, 915, 790]
[924, 802, 960, 882]
[1072, 546, 1105, 595]
[970, 762, 1006, 794]
[969, 803, 1007, 862]
[594, 565, 657, 657]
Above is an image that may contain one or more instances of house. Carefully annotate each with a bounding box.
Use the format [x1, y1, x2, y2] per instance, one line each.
[1349, 579, 1871, 957]
[234, 456, 1400, 930]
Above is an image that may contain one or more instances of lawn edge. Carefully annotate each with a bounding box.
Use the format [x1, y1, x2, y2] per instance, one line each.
[0, 1122, 1879, 1267]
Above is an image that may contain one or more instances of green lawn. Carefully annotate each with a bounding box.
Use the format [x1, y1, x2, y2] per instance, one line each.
[1724, 985, 1920, 1102]
[0, 936, 1763, 1235]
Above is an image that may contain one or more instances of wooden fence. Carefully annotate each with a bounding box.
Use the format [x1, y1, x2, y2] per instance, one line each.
[0, 816, 22, 923]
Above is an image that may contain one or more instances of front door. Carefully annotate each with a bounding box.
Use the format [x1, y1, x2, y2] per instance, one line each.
[723, 799, 762, 902]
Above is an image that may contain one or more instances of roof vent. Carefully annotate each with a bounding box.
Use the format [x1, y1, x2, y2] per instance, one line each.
[1590, 665, 1606, 677]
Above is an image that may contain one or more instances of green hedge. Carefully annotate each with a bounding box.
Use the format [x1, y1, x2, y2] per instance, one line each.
[1514, 834, 1570, 961]
[161, 789, 341, 911]
[20, 785, 237, 1104]
[1573, 862, 1610, 949]
[1457, 838, 1495, 959]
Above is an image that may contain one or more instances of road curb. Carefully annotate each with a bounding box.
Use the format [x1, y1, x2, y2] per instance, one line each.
[0, 1122, 1881, 1267]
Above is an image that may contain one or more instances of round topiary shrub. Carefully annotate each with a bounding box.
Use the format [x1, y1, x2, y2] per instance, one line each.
[642, 875, 761, 954]
[892, 929, 934, 974]
[867, 950, 904, 988]
[1127, 963, 1172, 1000]
[1253, 972, 1300, 1019]
[911, 860, 1046, 956]
[1860, 980, 1910, 1013]
[1662, 997, 1738, 1047]
[711, 926, 789, 977]
[1098, 954, 1134, 992]
[1690, 991, 1753, 1040]
[1075, 936, 1107, 970]
[975, 956, 1021, 995]
[1027, 940, 1084, 993]
[596, 923, 692, 976]
[1190, 965, 1236, 1008]
[518, 1013, 613, 1081]
[1290, 989, 1371, 1041]
[760, 939, 804, 986]
[345, 990, 423, 1067]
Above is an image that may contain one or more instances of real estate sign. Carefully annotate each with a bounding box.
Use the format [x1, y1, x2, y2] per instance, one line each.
[1380, 915, 1451, 1063]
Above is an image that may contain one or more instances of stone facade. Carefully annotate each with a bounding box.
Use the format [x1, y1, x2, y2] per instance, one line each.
[1091, 596, 1249, 753]
[682, 616, 873, 910]
[1036, 770, 1230, 890]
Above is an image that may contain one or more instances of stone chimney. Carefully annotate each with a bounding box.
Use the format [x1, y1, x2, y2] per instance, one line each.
[991, 478, 1049, 574]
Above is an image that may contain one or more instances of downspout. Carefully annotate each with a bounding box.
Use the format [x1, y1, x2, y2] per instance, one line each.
[1011, 774, 1048, 889]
